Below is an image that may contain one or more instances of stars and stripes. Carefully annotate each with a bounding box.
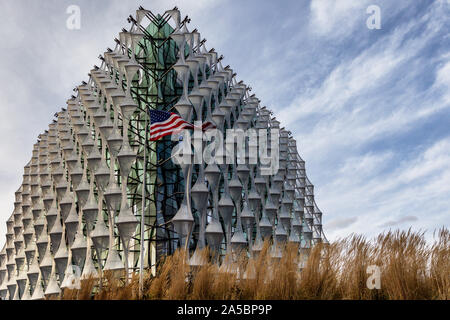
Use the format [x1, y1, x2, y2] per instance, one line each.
[149, 109, 216, 141]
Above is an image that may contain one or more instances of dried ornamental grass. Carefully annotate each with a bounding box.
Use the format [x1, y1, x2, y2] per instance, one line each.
[57, 228, 449, 300]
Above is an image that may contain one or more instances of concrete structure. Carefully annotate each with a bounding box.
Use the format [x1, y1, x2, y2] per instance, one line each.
[0, 7, 327, 300]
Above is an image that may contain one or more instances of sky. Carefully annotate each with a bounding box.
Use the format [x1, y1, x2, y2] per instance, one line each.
[0, 0, 449, 247]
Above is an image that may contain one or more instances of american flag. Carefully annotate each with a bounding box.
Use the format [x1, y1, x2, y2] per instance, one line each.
[149, 110, 216, 141]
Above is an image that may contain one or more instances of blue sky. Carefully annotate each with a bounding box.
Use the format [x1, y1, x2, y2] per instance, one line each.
[0, 0, 449, 246]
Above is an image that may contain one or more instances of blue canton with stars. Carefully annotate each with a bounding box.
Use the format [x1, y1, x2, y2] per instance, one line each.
[150, 110, 173, 124]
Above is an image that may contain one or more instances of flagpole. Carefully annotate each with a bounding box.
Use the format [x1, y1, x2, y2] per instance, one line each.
[139, 105, 149, 298]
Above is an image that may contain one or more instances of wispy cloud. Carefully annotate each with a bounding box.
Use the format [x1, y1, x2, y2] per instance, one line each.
[309, 0, 369, 37]
[320, 136, 450, 241]
[273, 1, 450, 241]
[378, 216, 418, 228]
[327, 217, 358, 231]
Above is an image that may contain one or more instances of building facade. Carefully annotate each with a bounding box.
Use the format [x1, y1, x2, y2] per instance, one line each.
[0, 7, 327, 300]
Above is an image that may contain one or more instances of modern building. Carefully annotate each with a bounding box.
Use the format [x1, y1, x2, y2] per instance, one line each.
[0, 7, 327, 300]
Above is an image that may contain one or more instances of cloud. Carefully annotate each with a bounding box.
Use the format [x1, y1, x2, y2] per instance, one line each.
[434, 60, 450, 102]
[280, 8, 447, 129]
[321, 136, 450, 241]
[273, 2, 449, 242]
[309, 0, 369, 37]
[378, 215, 419, 228]
[327, 217, 358, 231]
